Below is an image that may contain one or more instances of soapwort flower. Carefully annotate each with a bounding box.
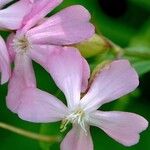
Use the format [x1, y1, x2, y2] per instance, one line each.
[6, 0, 94, 112]
[16, 48, 148, 150]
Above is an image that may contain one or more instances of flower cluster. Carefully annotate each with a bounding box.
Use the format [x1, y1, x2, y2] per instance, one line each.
[0, 0, 148, 150]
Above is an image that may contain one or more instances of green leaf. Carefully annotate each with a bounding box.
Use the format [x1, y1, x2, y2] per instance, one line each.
[125, 22, 150, 75]
[130, 20, 150, 47]
[133, 60, 150, 75]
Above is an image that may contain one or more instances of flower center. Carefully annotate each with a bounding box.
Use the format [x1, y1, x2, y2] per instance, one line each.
[60, 108, 88, 133]
[13, 36, 32, 54]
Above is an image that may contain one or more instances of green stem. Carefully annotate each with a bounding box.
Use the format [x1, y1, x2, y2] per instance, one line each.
[0, 122, 61, 143]
[124, 49, 150, 60]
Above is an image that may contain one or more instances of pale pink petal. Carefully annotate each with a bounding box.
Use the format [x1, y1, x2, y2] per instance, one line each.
[6, 54, 36, 113]
[81, 57, 90, 93]
[6, 33, 16, 63]
[18, 88, 68, 122]
[27, 5, 91, 33]
[46, 47, 85, 110]
[27, 0, 34, 3]
[0, 0, 33, 8]
[0, 0, 32, 30]
[21, 0, 63, 33]
[0, 0, 13, 8]
[26, 5, 95, 45]
[61, 125, 93, 150]
[29, 44, 90, 92]
[28, 44, 59, 72]
[81, 60, 139, 112]
[29, 0, 34, 3]
[89, 111, 148, 146]
[0, 36, 11, 84]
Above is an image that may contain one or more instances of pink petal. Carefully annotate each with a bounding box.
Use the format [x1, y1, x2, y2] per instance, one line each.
[46, 47, 86, 109]
[0, 36, 11, 84]
[81, 60, 139, 112]
[61, 125, 93, 150]
[28, 44, 59, 72]
[6, 54, 36, 113]
[27, 0, 35, 3]
[29, 44, 90, 93]
[81, 57, 90, 93]
[18, 88, 68, 122]
[89, 111, 148, 146]
[0, 0, 32, 30]
[26, 5, 95, 45]
[21, 0, 63, 33]
[6, 33, 16, 63]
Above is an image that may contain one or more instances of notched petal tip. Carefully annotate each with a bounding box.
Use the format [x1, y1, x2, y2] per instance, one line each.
[119, 134, 140, 147]
[114, 59, 139, 86]
[89, 111, 148, 147]
[124, 117, 148, 147]
[69, 5, 92, 21]
[138, 116, 149, 132]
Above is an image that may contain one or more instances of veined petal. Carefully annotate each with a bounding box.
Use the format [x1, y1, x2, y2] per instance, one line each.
[46, 47, 85, 110]
[89, 111, 148, 146]
[18, 88, 68, 122]
[61, 125, 93, 150]
[29, 44, 90, 93]
[81, 60, 139, 112]
[0, 0, 32, 30]
[6, 33, 16, 63]
[81, 57, 90, 93]
[6, 54, 36, 113]
[27, 5, 91, 33]
[27, 0, 33, 3]
[21, 0, 63, 33]
[0, 36, 11, 84]
[26, 5, 95, 45]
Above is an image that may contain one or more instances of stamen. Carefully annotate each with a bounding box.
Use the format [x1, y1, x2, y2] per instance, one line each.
[60, 108, 88, 134]
[12, 36, 32, 54]
[60, 119, 70, 133]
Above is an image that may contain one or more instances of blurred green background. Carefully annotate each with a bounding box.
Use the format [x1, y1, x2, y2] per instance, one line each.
[0, 0, 150, 149]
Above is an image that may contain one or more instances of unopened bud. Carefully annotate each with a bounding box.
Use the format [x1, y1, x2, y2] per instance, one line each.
[74, 34, 111, 58]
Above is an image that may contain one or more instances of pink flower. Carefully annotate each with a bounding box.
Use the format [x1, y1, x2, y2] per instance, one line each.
[16, 48, 148, 149]
[6, 1, 94, 112]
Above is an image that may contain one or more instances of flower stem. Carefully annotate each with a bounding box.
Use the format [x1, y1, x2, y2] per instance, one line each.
[0, 122, 61, 143]
[124, 49, 150, 60]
